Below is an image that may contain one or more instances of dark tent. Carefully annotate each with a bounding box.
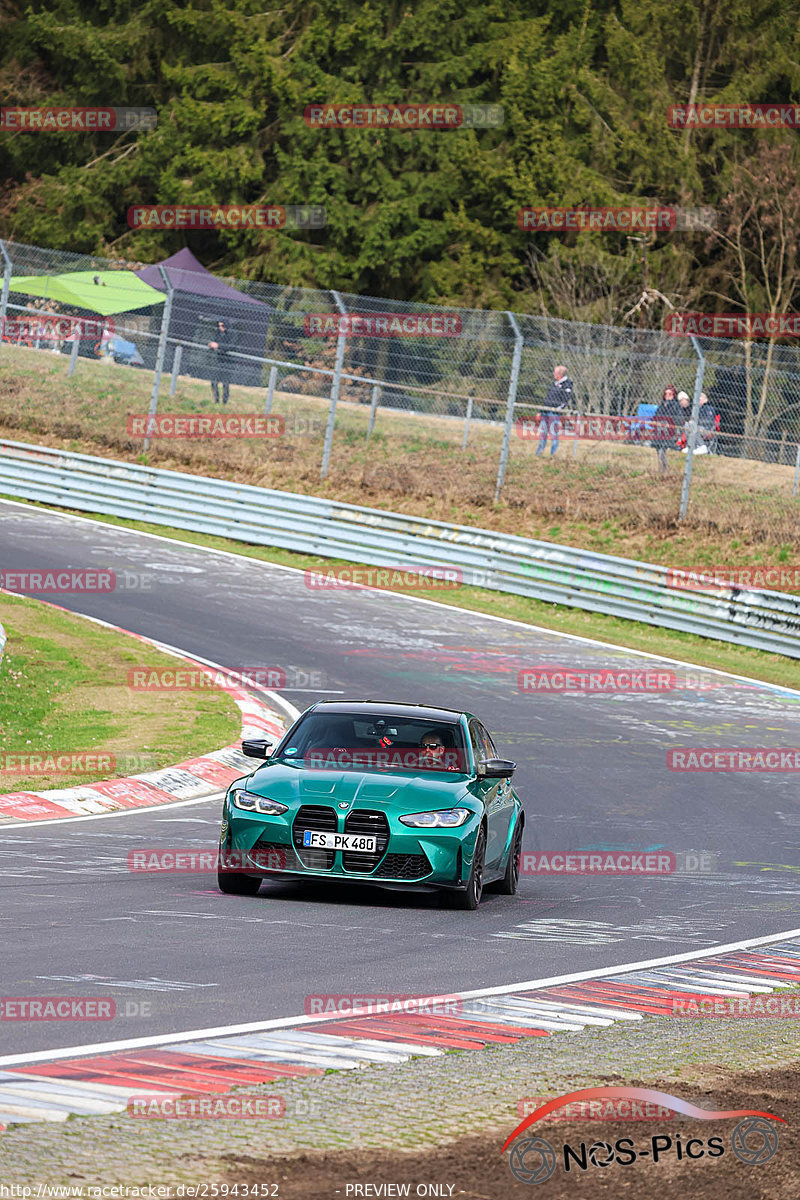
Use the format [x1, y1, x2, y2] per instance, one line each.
[134, 248, 271, 387]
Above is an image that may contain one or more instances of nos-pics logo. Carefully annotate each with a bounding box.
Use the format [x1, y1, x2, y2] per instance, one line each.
[502, 1087, 783, 1184]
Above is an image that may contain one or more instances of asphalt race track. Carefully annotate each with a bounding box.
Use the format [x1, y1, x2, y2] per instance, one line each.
[2, 499, 799, 1057]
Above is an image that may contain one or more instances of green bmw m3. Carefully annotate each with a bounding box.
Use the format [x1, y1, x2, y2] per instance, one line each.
[217, 700, 524, 909]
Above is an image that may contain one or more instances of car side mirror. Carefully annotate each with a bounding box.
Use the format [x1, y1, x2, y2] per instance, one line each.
[242, 739, 273, 759]
[479, 757, 516, 779]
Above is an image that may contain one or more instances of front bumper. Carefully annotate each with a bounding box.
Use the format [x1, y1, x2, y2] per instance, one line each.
[222, 801, 481, 887]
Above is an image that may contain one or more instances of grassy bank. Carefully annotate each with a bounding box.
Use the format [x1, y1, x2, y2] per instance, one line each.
[0, 591, 240, 793]
[0, 343, 798, 574]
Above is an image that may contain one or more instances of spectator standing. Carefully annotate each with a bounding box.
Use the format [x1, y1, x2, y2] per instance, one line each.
[39, 301, 58, 353]
[651, 384, 682, 473]
[47, 302, 65, 354]
[692, 392, 717, 454]
[536, 365, 574, 457]
[208, 319, 235, 404]
[676, 391, 691, 445]
[99, 320, 116, 362]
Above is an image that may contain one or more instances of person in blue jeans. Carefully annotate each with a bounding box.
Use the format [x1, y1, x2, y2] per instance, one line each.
[536, 365, 574, 456]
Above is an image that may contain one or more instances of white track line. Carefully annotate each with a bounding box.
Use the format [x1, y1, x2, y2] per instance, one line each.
[1, 926, 799, 1070]
[0, 792, 229, 830]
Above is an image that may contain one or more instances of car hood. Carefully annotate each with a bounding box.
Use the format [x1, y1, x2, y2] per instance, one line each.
[241, 761, 472, 811]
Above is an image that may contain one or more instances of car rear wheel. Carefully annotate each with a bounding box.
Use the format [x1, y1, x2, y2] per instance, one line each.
[493, 818, 523, 895]
[448, 826, 485, 910]
[217, 867, 262, 895]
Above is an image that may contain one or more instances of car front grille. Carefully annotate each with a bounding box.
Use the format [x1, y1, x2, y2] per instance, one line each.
[373, 852, 432, 881]
[292, 804, 337, 869]
[342, 809, 390, 872]
[249, 840, 298, 871]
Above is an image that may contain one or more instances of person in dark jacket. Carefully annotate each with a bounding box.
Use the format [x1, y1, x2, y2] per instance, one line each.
[694, 392, 717, 454]
[651, 384, 683, 473]
[208, 320, 235, 403]
[536, 365, 574, 456]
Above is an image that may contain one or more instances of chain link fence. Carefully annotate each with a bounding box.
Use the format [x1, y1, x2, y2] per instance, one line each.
[1, 238, 799, 545]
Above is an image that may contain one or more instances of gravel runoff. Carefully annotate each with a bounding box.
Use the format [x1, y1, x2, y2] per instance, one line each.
[1, 1014, 799, 1187]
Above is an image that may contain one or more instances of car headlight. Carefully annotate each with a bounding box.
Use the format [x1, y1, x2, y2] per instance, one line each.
[399, 808, 472, 828]
[230, 788, 287, 815]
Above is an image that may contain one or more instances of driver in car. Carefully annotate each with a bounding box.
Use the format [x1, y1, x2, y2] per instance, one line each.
[419, 731, 459, 770]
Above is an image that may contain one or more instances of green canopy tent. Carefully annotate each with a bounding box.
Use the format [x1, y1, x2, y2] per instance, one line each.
[8, 269, 166, 316]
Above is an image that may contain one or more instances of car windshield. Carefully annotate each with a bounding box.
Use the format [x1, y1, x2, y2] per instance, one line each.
[271, 712, 469, 773]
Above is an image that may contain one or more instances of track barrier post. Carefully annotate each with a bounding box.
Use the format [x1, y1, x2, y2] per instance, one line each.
[679, 334, 706, 521]
[143, 267, 174, 452]
[462, 396, 474, 450]
[0, 242, 10, 364]
[367, 384, 381, 440]
[264, 364, 277, 416]
[321, 290, 347, 479]
[67, 331, 80, 376]
[169, 344, 182, 396]
[494, 312, 524, 502]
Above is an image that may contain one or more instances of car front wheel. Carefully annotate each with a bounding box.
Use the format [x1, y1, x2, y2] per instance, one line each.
[448, 826, 486, 911]
[217, 866, 262, 895]
[493, 818, 523, 895]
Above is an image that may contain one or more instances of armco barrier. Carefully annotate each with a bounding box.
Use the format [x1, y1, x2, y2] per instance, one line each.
[0, 438, 798, 658]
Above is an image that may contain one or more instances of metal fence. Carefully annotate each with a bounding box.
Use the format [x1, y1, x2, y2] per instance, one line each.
[0, 437, 798, 659]
[1, 238, 800, 537]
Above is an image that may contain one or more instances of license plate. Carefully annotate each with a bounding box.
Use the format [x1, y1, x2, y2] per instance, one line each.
[302, 831, 377, 852]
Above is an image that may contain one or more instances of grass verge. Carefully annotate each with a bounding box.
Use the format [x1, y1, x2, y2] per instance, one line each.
[0, 590, 241, 793]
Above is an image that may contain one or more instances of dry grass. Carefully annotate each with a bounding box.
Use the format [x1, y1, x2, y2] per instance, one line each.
[0, 343, 798, 581]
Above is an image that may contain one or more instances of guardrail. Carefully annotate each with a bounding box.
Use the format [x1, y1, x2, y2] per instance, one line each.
[0, 438, 798, 659]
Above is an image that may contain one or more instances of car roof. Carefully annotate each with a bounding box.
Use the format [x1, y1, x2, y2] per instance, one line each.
[306, 700, 465, 725]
